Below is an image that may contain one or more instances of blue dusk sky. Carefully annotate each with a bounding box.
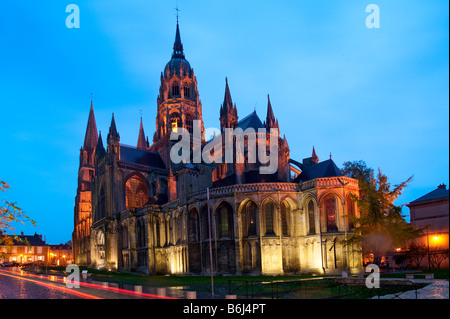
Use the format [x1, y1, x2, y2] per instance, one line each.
[0, 1, 448, 244]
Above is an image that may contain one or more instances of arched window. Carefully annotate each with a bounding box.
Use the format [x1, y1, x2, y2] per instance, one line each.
[172, 82, 180, 96]
[170, 112, 181, 133]
[308, 201, 316, 234]
[136, 219, 146, 248]
[188, 208, 199, 243]
[264, 201, 275, 235]
[125, 175, 148, 210]
[122, 223, 128, 249]
[281, 202, 290, 237]
[216, 202, 233, 238]
[98, 186, 106, 220]
[184, 85, 190, 99]
[325, 196, 338, 232]
[201, 206, 212, 241]
[242, 201, 257, 237]
[155, 218, 161, 247]
[177, 214, 183, 243]
[185, 114, 194, 135]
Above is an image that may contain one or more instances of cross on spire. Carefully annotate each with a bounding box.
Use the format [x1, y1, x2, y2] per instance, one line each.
[175, 0, 180, 23]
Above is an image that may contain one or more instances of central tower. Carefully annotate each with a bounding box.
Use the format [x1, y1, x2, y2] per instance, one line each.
[151, 21, 204, 166]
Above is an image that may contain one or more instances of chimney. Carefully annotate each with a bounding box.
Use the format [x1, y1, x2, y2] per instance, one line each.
[21, 231, 24, 236]
[438, 184, 447, 190]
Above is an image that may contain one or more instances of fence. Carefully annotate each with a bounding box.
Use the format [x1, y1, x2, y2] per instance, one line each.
[227, 278, 427, 299]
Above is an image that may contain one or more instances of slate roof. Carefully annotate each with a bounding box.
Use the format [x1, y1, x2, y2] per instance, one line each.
[294, 159, 343, 183]
[0, 233, 46, 246]
[237, 111, 265, 131]
[409, 185, 449, 204]
[120, 145, 166, 169]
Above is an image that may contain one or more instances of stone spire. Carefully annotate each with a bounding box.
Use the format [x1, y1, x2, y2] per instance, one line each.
[220, 77, 237, 117]
[83, 101, 98, 154]
[137, 117, 147, 150]
[107, 113, 120, 144]
[265, 95, 278, 129]
[95, 131, 105, 159]
[172, 21, 184, 59]
[220, 77, 238, 131]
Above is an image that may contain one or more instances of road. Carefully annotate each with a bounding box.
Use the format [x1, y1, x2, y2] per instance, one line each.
[0, 269, 86, 299]
[0, 268, 178, 299]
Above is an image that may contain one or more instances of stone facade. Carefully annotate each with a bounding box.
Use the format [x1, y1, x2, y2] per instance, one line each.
[73, 22, 362, 275]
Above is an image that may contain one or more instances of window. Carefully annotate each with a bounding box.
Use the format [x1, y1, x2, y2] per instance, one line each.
[325, 196, 338, 232]
[281, 202, 289, 237]
[264, 202, 275, 235]
[243, 201, 257, 237]
[308, 201, 316, 234]
[155, 219, 161, 247]
[188, 209, 199, 243]
[201, 206, 211, 241]
[170, 113, 181, 133]
[185, 114, 194, 134]
[184, 86, 190, 98]
[172, 83, 180, 96]
[99, 186, 106, 219]
[216, 202, 233, 238]
[125, 175, 148, 210]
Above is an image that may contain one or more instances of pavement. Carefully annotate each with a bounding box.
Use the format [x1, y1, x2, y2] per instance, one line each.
[372, 279, 449, 299]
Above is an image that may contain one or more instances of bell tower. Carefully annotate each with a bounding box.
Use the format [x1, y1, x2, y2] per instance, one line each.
[150, 21, 204, 167]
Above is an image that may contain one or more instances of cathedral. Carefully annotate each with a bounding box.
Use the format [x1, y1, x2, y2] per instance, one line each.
[72, 22, 362, 275]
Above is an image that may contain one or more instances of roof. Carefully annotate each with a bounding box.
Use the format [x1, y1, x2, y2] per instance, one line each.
[409, 185, 449, 204]
[237, 111, 265, 131]
[294, 159, 343, 182]
[0, 233, 46, 246]
[120, 145, 166, 169]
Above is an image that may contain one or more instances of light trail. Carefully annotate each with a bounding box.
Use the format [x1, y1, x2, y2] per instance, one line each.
[0, 269, 101, 299]
[0, 268, 178, 299]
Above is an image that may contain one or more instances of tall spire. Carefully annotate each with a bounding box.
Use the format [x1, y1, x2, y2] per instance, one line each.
[172, 21, 184, 59]
[95, 131, 105, 159]
[219, 77, 238, 131]
[220, 77, 236, 117]
[107, 113, 120, 144]
[265, 94, 278, 129]
[137, 117, 147, 150]
[83, 101, 98, 154]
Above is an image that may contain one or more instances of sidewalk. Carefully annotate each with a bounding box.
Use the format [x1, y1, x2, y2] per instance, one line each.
[372, 280, 449, 299]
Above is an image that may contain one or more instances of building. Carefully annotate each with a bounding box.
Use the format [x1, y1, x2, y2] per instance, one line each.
[0, 232, 50, 265]
[48, 243, 73, 266]
[73, 21, 362, 275]
[407, 184, 449, 268]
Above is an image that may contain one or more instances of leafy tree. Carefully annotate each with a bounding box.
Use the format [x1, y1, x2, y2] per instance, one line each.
[0, 180, 36, 245]
[342, 161, 424, 265]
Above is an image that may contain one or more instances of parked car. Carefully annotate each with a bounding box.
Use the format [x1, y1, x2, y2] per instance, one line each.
[1, 262, 12, 267]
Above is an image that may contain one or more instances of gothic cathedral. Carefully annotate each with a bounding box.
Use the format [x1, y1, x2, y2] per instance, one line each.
[72, 22, 362, 275]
